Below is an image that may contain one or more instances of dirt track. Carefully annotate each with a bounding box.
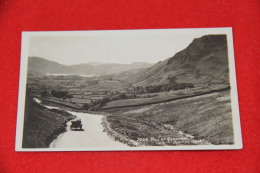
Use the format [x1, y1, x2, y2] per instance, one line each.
[49, 110, 129, 148]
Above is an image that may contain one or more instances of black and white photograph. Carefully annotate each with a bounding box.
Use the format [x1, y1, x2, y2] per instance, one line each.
[15, 28, 242, 151]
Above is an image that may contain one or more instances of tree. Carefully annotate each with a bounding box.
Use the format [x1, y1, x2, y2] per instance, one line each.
[82, 103, 89, 110]
[41, 91, 48, 97]
[99, 97, 111, 107]
[51, 90, 69, 99]
[118, 93, 126, 99]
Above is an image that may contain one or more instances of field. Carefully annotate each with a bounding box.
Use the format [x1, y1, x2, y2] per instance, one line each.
[102, 83, 230, 109]
[27, 74, 132, 108]
[103, 90, 234, 146]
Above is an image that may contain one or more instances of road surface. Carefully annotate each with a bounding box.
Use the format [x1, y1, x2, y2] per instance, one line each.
[33, 98, 128, 148]
[49, 110, 129, 148]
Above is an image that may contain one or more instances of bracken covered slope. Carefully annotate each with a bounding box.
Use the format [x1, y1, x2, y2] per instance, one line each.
[130, 35, 229, 86]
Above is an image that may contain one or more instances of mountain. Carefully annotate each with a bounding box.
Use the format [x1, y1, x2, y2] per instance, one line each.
[27, 57, 153, 76]
[86, 61, 105, 66]
[28, 57, 71, 74]
[90, 62, 152, 75]
[128, 34, 230, 86]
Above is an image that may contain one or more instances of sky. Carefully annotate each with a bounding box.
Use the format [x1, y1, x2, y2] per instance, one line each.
[28, 29, 229, 65]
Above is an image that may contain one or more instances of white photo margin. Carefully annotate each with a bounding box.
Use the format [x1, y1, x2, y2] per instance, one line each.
[15, 27, 243, 151]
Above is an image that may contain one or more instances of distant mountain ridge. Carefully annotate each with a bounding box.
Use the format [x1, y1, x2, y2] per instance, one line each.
[27, 57, 154, 76]
[28, 34, 230, 87]
[126, 34, 230, 86]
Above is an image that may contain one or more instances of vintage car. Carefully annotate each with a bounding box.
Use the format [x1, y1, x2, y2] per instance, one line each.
[70, 119, 83, 131]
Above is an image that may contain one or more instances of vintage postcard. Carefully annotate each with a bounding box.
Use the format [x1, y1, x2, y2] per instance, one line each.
[16, 28, 242, 151]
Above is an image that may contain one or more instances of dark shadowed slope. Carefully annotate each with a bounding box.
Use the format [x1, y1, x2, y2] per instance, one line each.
[129, 35, 229, 86]
[22, 94, 75, 148]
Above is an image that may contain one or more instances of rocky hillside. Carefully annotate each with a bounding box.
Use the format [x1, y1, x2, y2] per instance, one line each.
[129, 35, 229, 86]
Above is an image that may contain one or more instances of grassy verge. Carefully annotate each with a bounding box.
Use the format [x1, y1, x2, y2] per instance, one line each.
[41, 97, 82, 110]
[103, 90, 234, 146]
[101, 117, 140, 147]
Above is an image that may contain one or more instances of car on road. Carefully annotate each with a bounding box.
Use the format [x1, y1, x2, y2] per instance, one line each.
[70, 119, 83, 131]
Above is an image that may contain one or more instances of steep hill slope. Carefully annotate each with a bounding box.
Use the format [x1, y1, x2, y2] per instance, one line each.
[22, 95, 75, 148]
[130, 35, 229, 86]
[28, 57, 72, 74]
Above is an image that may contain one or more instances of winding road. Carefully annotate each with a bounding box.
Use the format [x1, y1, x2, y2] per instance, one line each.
[34, 98, 210, 148]
[34, 99, 129, 148]
[49, 111, 128, 148]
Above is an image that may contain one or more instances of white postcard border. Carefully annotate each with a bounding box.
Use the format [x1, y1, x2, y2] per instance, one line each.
[15, 27, 243, 151]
